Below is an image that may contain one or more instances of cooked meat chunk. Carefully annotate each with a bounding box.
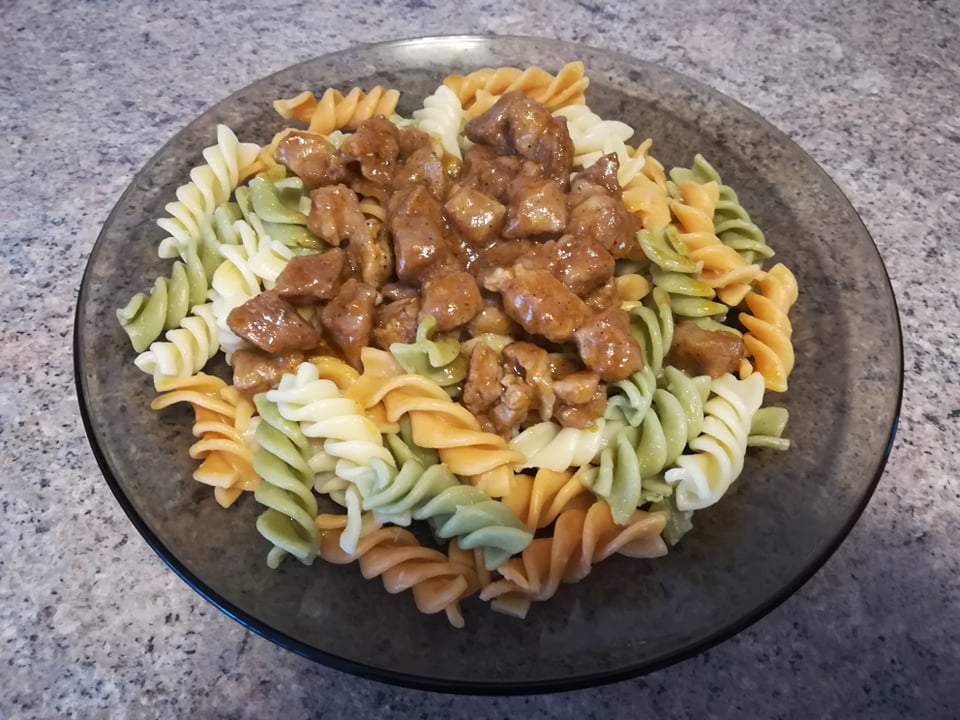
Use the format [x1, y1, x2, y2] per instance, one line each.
[228, 292, 323, 354]
[394, 144, 449, 199]
[274, 131, 351, 189]
[320, 278, 378, 368]
[463, 343, 503, 416]
[372, 297, 420, 349]
[388, 186, 462, 283]
[398, 127, 433, 159]
[381, 282, 419, 301]
[667, 321, 747, 378]
[485, 267, 590, 343]
[231, 349, 305, 395]
[553, 370, 601, 405]
[340, 115, 400, 187]
[555, 385, 607, 429]
[503, 177, 568, 239]
[444, 187, 506, 247]
[573, 307, 645, 381]
[453, 145, 523, 202]
[569, 153, 622, 203]
[582, 278, 621, 312]
[491, 372, 535, 432]
[470, 240, 541, 285]
[467, 295, 521, 337]
[272, 249, 345, 303]
[347, 219, 394, 287]
[308, 185, 366, 245]
[502, 341, 555, 419]
[464, 91, 574, 185]
[418, 271, 483, 332]
[567, 193, 643, 260]
[553, 233, 614, 296]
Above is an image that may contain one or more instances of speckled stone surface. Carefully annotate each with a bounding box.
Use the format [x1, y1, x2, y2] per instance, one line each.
[1, 0, 957, 717]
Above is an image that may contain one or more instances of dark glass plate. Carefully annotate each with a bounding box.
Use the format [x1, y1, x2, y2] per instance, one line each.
[74, 36, 902, 693]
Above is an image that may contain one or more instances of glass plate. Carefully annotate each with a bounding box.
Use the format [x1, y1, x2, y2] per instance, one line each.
[74, 35, 902, 693]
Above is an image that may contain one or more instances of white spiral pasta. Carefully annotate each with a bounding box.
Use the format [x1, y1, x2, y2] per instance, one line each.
[554, 104, 646, 186]
[207, 215, 297, 358]
[664, 372, 765, 511]
[509, 418, 609, 472]
[266, 362, 397, 551]
[412, 84, 465, 160]
[133, 303, 219, 384]
[157, 125, 261, 262]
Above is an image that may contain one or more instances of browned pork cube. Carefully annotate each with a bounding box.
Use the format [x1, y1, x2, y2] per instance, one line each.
[320, 278, 377, 369]
[485, 267, 589, 343]
[444, 187, 506, 247]
[274, 130, 351, 189]
[503, 176, 568, 239]
[418, 271, 483, 332]
[667, 321, 746, 378]
[372, 297, 420, 349]
[308, 185, 365, 246]
[272, 248, 345, 303]
[573, 307, 645, 381]
[227, 292, 322, 354]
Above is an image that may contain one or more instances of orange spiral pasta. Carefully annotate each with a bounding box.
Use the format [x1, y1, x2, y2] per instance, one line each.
[621, 139, 671, 229]
[346, 348, 524, 478]
[500, 468, 594, 531]
[273, 86, 401, 135]
[480, 501, 669, 618]
[670, 181, 763, 306]
[316, 515, 480, 627]
[151, 373, 259, 507]
[738, 263, 799, 392]
[444, 61, 588, 119]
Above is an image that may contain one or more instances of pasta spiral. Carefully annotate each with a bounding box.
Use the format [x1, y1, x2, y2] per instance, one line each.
[272, 86, 401, 136]
[156, 125, 261, 263]
[639, 228, 729, 319]
[553, 105, 646, 186]
[585, 366, 712, 522]
[664, 372, 766, 511]
[348, 349, 524, 477]
[624, 288, 674, 376]
[412, 84, 465, 160]
[250, 394, 319, 568]
[621, 138, 671, 230]
[117, 246, 207, 353]
[316, 518, 480, 628]
[669, 154, 774, 264]
[480, 502, 668, 619]
[133, 303, 220, 386]
[499, 468, 594, 532]
[151, 373, 259, 508]
[669, 180, 762, 306]
[738, 263, 799, 392]
[389, 316, 468, 389]
[509, 419, 608, 472]
[444, 61, 588, 119]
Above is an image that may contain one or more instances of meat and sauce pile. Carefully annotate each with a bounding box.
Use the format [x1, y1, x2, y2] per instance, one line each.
[227, 90, 745, 437]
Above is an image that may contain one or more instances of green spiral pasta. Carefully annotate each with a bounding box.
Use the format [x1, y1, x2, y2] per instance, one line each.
[582, 366, 712, 523]
[605, 364, 657, 426]
[664, 372, 766, 511]
[747, 406, 791, 451]
[235, 168, 319, 249]
[251, 394, 319, 569]
[668, 154, 774, 264]
[413, 481, 533, 571]
[117, 247, 207, 353]
[625, 288, 674, 376]
[133, 303, 220, 384]
[390, 316, 468, 390]
[638, 227, 729, 319]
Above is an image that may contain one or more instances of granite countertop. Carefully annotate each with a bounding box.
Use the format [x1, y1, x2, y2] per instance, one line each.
[2, 0, 957, 717]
